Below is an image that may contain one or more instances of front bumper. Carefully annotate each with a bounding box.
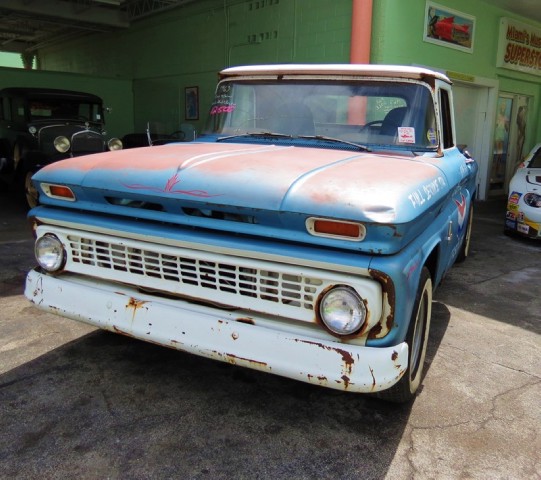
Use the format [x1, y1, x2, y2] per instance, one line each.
[25, 268, 408, 393]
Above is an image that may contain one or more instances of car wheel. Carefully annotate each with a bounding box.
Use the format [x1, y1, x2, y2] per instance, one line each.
[376, 267, 432, 403]
[24, 169, 39, 209]
[456, 202, 474, 262]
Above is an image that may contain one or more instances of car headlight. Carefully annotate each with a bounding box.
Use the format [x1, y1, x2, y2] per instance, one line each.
[54, 136, 71, 153]
[107, 137, 123, 151]
[524, 193, 541, 208]
[35, 234, 65, 272]
[318, 286, 367, 335]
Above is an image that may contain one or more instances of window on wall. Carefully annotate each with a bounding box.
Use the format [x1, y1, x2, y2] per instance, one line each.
[439, 89, 454, 149]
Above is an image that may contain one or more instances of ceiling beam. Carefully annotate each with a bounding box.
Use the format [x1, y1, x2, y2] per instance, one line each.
[0, 0, 129, 28]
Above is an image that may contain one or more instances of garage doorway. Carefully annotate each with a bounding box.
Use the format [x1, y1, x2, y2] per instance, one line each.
[489, 93, 530, 195]
[452, 81, 493, 199]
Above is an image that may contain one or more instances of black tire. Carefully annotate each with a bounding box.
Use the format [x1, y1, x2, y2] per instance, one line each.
[23, 168, 39, 209]
[377, 267, 432, 403]
[456, 202, 474, 263]
[15, 156, 39, 209]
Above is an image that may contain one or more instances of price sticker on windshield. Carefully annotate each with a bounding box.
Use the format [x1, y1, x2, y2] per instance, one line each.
[398, 127, 415, 144]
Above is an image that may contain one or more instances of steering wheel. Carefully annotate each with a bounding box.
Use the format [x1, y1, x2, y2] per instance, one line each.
[360, 120, 383, 131]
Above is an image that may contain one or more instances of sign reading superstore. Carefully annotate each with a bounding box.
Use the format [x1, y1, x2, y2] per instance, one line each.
[497, 18, 541, 76]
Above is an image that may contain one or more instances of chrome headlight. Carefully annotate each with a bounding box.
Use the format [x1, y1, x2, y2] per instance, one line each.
[35, 234, 65, 272]
[524, 193, 541, 208]
[319, 286, 367, 335]
[54, 136, 71, 153]
[107, 137, 123, 151]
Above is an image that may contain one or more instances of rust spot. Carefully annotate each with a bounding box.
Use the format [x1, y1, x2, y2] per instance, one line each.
[391, 350, 398, 361]
[112, 325, 132, 337]
[236, 317, 255, 325]
[224, 353, 267, 368]
[341, 374, 350, 388]
[368, 268, 396, 338]
[369, 366, 376, 389]
[294, 339, 355, 374]
[126, 297, 147, 310]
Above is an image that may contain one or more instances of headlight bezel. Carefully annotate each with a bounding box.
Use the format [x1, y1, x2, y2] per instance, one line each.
[35, 234, 66, 273]
[317, 285, 367, 336]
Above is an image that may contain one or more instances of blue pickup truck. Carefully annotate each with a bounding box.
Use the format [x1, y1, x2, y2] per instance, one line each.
[24, 65, 477, 402]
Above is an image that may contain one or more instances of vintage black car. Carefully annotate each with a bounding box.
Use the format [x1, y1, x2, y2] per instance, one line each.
[0, 87, 122, 207]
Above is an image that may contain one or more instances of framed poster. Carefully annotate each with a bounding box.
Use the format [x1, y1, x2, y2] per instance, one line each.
[185, 86, 199, 120]
[424, 2, 475, 53]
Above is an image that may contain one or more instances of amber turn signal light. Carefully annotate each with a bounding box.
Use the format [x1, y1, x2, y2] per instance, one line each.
[306, 217, 365, 241]
[41, 183, 76, 201]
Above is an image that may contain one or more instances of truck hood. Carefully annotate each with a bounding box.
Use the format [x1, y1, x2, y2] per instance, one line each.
[34, 142, 449, 253]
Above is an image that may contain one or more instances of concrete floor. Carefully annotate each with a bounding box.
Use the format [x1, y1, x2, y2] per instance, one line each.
[0, 187, 539, 480]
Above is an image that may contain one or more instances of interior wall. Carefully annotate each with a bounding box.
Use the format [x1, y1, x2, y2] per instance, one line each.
[37, 0, 353, 135]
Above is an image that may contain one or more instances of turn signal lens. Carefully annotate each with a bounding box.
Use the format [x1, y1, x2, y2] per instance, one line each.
[306, 217, 365, 241]
[41, 183, 76, 201]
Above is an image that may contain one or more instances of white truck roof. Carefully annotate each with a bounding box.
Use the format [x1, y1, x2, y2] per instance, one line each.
[220, 64, 451, 83]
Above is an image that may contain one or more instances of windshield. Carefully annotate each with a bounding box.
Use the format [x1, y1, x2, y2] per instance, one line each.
[28, 97, 104, 123]
[529, 147, 541, 168]
[204, 79, 438, 151]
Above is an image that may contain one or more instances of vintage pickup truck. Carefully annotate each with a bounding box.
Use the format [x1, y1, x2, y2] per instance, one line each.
[24, 65, 477, 402]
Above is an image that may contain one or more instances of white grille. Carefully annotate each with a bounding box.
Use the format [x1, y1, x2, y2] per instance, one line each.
[67, 234, 322, 311]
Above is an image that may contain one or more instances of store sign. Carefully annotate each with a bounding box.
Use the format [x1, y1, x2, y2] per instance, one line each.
[497, 18, 541, 77]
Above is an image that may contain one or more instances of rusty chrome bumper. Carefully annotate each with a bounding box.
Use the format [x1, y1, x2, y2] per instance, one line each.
[25, 268, 407, 393]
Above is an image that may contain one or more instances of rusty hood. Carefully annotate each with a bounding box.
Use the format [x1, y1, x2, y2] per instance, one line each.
[33, 142, 449, 252]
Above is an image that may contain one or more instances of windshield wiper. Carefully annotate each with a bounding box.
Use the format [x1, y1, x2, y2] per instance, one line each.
[297, 135, 371, 152]
[216, 131, 292, 142]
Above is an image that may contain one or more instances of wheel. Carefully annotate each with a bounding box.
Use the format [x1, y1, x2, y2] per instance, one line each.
[24, 169, 39, 209]
[377, 267, 432, 403]
[456, 203, 474, 262]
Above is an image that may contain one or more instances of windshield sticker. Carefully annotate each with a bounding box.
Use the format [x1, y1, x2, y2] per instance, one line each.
[210, 104, 236, 115]
[398, 127, 415, 144]
[427, 128, 437, 145]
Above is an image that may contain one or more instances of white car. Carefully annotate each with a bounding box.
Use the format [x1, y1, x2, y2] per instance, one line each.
[505, 143, 541, 238]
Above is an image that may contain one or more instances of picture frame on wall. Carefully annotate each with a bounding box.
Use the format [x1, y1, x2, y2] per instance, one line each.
[185, 86, 199, 120]
[424, 2, 475, 53]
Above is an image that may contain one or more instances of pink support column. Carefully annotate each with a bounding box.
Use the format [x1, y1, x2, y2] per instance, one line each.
[350, 0, 373, 64]
[349, 0, 373, 124]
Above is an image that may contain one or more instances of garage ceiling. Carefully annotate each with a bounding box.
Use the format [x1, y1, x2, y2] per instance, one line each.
[1, 0, 540, 56]
[0, 0, 199, 54]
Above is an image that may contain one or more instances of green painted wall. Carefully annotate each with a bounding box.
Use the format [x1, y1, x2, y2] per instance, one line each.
[0, 67, 133, 138]
[371, 0, 541, 145]
[24, 0, 541, 146]
[37, 0, 353, 134]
